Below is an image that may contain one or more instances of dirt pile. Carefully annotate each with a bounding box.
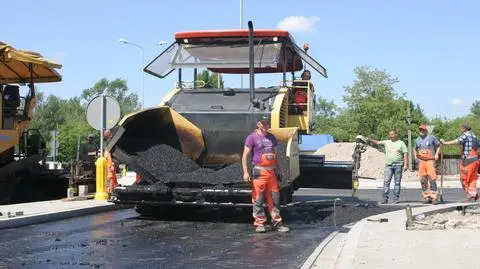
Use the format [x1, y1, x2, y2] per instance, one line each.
[314, 142, 417, 180]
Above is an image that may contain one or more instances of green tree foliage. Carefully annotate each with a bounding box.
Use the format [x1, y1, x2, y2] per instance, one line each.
[29, 78, 139, 162]
[81, 78, 140, 117]
[196, 70, 224, 88]
[314, 66, 427, 142]
[470, 99, 480, 117]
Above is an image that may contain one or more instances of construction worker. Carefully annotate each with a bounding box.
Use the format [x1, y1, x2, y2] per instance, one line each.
[242, 115, 289, 233]
[290, 70, 314, 114]
[441, 123, 480, 202]
[103, 129, 118, 193]
[368, 129, 408, 204]
[414, 124, 441, 204]
[79, 134, 98, 161]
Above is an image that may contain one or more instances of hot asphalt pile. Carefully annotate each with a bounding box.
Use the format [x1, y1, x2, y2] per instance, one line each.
[113, 143, 288, 186]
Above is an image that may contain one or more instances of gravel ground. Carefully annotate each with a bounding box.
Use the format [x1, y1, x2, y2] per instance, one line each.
[409, 205, 480, 230]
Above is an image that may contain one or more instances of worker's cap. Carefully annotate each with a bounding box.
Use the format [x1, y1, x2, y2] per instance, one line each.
[418, 124, 427, 130]
[5, 85, 19, 90]
[258, 115, 271, 123]
[461, 123, 472, 130]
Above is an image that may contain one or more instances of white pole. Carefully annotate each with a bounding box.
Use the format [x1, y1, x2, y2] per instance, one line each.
[100, 94, 106, 155]
[141, 48, 145, 109]
[240, 0, 244, 89]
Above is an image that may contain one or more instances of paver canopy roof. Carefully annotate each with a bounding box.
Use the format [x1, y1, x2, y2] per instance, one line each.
[0, 41, 62, 84]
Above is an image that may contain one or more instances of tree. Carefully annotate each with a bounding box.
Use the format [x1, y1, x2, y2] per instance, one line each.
[81, 78, 140, 117]
[196, 70, 224, 88]
[312, 66, 428, 142]
[340, 66, 427, 141]
[28, 78, 140, 162]
[470, 100, 480, 117]
[29, 95, 68, 142]
[314, 96, 340, 135]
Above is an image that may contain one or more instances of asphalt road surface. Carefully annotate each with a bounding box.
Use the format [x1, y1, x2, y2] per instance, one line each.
[0, 188, 466, 269]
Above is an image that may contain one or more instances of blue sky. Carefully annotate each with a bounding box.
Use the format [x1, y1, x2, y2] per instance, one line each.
[4, 0, 479, 118]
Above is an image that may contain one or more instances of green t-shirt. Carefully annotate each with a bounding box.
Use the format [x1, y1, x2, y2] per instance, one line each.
[379, 140, 407, 165]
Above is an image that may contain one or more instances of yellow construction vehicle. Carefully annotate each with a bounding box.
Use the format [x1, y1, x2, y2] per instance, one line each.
[0, 41, 65, 204]
[108, 22, 357, 212]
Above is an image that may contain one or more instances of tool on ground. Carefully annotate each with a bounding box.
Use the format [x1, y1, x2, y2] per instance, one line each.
[367, 218, 388, 222]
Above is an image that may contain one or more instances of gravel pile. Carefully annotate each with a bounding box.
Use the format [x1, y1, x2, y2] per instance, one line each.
[135, 144, 201, 173]
[315, 142, 417, 180]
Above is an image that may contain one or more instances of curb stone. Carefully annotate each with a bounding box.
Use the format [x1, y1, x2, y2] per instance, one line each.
[0, 204, 132, 230]
[300, 231, 339, 269]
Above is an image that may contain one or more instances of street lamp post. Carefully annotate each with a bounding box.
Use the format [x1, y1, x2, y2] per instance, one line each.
[240, 0, 244, 88]
[118, 39, 167, 109]
[119, 38, 145, 109]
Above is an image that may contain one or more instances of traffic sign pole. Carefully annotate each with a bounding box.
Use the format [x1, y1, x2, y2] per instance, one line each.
[95, 94, 109, 201]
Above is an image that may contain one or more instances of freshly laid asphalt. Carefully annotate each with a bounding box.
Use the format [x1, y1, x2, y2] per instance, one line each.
[0, 188, 468, 269]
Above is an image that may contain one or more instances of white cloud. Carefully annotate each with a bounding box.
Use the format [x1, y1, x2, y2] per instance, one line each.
[277, 16, 320, 32]
[452, 99, 464, 105]
[54, 52, 67, 62]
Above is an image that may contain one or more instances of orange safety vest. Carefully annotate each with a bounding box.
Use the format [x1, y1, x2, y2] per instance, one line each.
[295, 89, 307, 109]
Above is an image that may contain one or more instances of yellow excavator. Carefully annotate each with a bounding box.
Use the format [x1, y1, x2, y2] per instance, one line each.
[108, 21, 358, 213]
[0, 41, 65, 204]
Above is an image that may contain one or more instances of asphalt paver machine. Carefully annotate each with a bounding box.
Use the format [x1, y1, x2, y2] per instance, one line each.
[107, 22, 358, 212]
[0, 41, 66, 204]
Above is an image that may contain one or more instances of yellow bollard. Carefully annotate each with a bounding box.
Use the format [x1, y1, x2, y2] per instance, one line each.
[94, 157, 108, 200]
[122, 165, 127, 177]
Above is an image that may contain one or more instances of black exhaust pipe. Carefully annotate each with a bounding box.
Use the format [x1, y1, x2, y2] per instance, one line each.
[248, 21, 260, 108]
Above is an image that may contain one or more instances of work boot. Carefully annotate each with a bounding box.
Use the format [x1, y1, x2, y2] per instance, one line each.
[276, 225, 290, 233]
[423, 198, 432, 204]
[380, 199, 388, 204]
[255, 225, 266, 233]
[432, 199, 438, 205]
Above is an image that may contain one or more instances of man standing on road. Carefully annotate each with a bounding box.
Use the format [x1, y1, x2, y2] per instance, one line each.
[414, 124, 441, 204]
[441, 123, 479, 202]
[242, 115, 289, 233]
[368, 129, 408, 204]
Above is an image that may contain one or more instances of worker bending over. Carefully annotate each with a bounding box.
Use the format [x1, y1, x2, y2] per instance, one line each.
[414, 124, 441, 204]
[242, 115, 289, 233]
[441, 123, 480, 202]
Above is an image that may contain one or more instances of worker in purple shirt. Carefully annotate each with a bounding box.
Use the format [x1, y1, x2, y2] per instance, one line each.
[241, 115, 289, 233]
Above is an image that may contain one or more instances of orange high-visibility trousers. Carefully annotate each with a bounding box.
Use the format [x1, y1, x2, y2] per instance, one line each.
[460, 149, 479, 199]
[251, 151, 282, 227]
[252, 169, 282, 227]
[417, 150, 438, 200]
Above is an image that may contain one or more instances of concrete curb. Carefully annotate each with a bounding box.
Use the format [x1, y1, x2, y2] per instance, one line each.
[300, 231, 339, 269]
[0, 204, 132, 230]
